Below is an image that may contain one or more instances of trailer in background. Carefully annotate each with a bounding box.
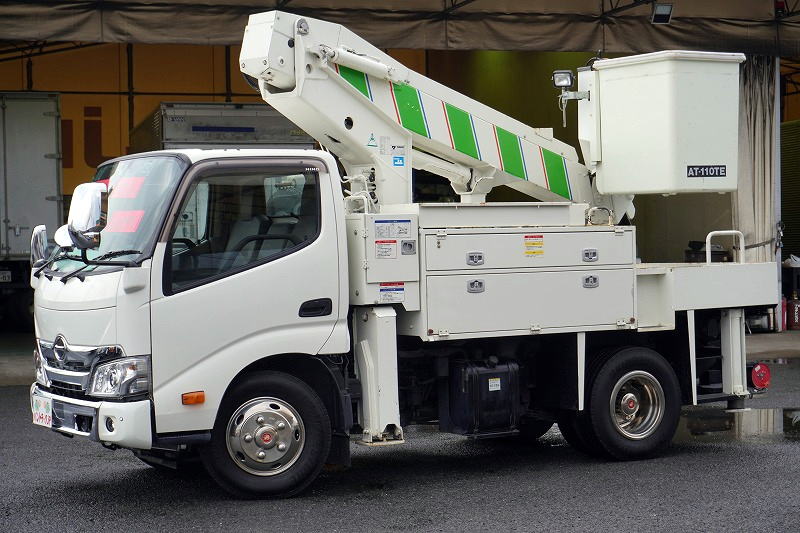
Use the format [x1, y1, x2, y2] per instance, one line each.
[0, 93, 62, 330]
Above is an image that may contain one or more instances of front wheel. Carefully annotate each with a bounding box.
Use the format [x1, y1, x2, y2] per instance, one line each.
[589, 347, 681, 460]
[202, 371, 331, 498]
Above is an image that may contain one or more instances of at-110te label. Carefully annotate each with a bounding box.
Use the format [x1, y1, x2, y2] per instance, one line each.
[687, 165, 726, 178]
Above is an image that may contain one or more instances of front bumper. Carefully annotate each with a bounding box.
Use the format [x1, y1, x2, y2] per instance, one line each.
[30, 384, 153, 450]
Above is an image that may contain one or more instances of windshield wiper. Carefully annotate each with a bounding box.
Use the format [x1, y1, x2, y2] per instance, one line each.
[60, 249, 142, 284]
[87, 249, 142, 263]
[33, 248, 83, 278]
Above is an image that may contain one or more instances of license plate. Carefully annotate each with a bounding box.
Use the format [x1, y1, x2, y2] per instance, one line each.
[0, 270, 11, 282]
[32, 394, 53, 428]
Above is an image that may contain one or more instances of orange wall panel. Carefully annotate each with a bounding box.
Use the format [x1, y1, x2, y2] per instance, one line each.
[32, 44, 123, 92]
[0, 59, 23, 90]
[133, 44, 216, 93]
[60, 94, 127, 193]
[785, 93, 800, 122]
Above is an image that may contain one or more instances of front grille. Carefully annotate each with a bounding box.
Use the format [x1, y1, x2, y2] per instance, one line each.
[49, 382, 91, 401]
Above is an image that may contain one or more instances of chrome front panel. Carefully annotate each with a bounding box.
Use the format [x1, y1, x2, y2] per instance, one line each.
[38, 337, 123, 396]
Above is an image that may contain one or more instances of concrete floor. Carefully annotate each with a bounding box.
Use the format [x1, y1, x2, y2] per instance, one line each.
[1, 330, 798, 386]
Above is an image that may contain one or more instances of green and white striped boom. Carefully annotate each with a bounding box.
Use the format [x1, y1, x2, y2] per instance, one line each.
[241, 11, 625, 216]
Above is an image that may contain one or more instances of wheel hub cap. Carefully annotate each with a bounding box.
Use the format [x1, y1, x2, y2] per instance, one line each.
[620, 393, 639, 416]
[226, 397, 305, 476]
[609, 370, 665, 440]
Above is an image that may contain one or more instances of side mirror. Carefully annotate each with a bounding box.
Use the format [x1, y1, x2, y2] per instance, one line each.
[30, 225, 48, 267]
[53, 224, 73, 249]
[66, 182, 108, 249]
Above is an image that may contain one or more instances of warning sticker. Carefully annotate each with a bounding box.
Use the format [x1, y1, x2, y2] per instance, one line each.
[375, 240, 397, 259]
[488, 378, 501, 392]
[523, 234, 544, 257]
[375, 219, 411, 239]
[379, 282, 405, 303]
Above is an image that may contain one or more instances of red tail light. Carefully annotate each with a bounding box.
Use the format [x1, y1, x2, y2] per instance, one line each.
[751, 363, 771, 390]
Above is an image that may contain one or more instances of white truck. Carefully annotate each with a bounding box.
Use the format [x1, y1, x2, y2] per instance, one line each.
[129, 101, 315, 152]
[1, 92, 62, 330]
[29, 11, 776, 498]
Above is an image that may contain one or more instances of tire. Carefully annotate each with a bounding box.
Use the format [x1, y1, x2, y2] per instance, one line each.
[588, 347, 681, 460]
[557, 410, 608, 458]
[519, 420, 554, 442]
[202, 371, 331, 498]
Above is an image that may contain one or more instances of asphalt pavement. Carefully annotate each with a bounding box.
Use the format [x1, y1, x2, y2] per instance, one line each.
[1, 358, 799, 532]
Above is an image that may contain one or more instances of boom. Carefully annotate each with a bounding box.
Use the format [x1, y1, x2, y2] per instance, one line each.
[240, 11, 633, 219]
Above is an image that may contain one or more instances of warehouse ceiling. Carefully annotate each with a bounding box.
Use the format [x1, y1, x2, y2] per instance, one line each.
[1, 0, 799, 55]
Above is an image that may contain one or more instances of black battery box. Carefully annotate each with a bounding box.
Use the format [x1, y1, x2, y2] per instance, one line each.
[441, 359, 520, 437]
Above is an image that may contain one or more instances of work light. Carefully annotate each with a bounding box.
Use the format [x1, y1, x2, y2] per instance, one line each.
[552, 70, 574, 88]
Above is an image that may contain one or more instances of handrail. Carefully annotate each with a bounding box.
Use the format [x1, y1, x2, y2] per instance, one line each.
[705, 230, 745, 264]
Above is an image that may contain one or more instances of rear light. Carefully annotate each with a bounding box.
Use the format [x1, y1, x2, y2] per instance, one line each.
[750, 363, 771, 390]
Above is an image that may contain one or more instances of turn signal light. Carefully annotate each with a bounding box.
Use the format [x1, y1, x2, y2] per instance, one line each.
[750, 363, 771, 390]
[181, 391, 205, 405]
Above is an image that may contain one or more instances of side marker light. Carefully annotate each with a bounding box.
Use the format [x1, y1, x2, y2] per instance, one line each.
[182, 391, 205, 405]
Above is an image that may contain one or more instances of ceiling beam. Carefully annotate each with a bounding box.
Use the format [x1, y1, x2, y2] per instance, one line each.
[604, 0, 654, 17]
[442, 0, 479, 16]
[0, 42, 103, 63]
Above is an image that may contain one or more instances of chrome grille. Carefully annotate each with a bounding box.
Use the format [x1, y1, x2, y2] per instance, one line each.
[48, 382, 91, 401]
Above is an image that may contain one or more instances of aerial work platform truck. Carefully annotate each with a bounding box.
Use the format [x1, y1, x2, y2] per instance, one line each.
[29, 11, 776, 498]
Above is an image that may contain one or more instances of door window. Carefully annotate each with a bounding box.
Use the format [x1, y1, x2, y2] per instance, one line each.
[167, 168, 319, 293]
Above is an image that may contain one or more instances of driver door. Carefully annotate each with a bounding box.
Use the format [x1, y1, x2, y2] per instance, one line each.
[149, 158, 343, 434]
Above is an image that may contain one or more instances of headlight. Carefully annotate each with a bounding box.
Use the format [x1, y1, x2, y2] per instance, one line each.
[33, 346, 49, 387]
[89, 356, 150, 398]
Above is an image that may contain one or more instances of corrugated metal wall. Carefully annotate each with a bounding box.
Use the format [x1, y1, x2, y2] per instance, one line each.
[781, 120, 800, 260]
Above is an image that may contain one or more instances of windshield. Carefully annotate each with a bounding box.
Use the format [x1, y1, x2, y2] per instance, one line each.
[51, 155, 187, 275]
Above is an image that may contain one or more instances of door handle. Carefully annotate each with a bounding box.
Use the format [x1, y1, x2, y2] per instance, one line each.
[299, 298, 333, 317]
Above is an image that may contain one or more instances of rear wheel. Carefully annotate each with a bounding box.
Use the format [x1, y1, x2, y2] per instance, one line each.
[558, 410, 609, 458]
[589, 347, 681, 460]
[202, 371, 331, 498]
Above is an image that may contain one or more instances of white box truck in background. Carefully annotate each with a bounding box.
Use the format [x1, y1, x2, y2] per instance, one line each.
[0, 93, 62, 330]
[129, 102, 315, 153]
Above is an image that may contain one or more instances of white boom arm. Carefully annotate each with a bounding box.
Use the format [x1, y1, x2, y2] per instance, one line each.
[240, 11, 633, 220]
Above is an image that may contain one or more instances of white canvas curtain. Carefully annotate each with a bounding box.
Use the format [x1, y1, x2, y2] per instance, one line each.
[734, 55, 776, 263]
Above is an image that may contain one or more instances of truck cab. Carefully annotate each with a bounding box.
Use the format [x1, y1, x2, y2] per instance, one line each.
[31, 149, 353, 494]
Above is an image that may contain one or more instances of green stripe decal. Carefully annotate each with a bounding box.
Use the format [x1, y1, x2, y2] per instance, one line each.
[392, 83, 428, 137]
[444, 104, 479, 160]
[495, 127, 525, 179]
[541, 148, 570, 199]
[337, 65, 371, 100]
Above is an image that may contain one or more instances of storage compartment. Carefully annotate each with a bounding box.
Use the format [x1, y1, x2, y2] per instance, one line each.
[441, 360, 520, 436]
[425, 229, 635, 271]
[590, 51, 744, 195]
[426, 268, 635, 335]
